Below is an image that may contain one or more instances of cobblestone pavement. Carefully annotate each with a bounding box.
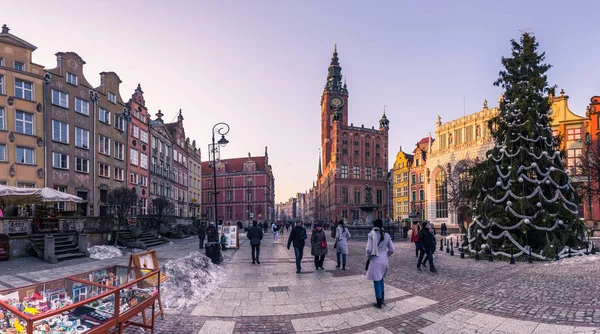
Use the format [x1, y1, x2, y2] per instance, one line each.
[3, 232, 600, 333]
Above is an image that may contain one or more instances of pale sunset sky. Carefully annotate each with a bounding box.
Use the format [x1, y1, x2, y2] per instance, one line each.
[4, 1, 600, 202]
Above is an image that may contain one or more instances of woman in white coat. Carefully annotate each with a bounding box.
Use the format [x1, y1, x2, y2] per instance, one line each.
[335, 220, 351, 270]
[366, 219, 395, 309]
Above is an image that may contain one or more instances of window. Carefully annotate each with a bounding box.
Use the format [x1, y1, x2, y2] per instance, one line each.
[0, 107, 5, 130]
[419, 173, 424, 183]
[440, 133, 447, 149]
[114, 115, 125, 131]
[377, 167, 383, 180]
[227, 207, 233, 220]
[132, 124, 139, 138]
[15, 111, 34, 135]
[130, 148, 139, 165]
[436, 170, 448, 218]
[365, 166, 372, 180]
[75, 127, 89, 149]
[0, 75, 3, 95]
[352, 210, 359, 220]
[66, 72, 78, 86]
[0, 144, 5, 161]
[226, 190, 232, 201]
[52, 89, 68, 108]
[341, 164, 348, 178]
[404, 202, 409, 213]
[130, 172, 138, 184]
[14, 80, 33, 100]
[140, 153, 148, 169]
[342, 149, 348, 155]
[99, 163, 110, 177]
[14, 62, 24, 71]
[0, 58, 3, 66]
[114, 141, 124, 160]
[341, 187, 349, 204]
[16, 147, 34, 164]
[415, 158, 420, 167]
[141, 130, 148, 144]
[567, 128, 582, 141]
[108, 92, 116, 103]
[342, 210, 348, 219]
[403, 186, 408, 196]
[412, 174, 416, 184]
[403, 172, 408, 182]
[412, 191, 416, 201]
[52, 152, 69, 169]
[98, 135, 110, 155]
[567, 149, 582, 174]
[376, 189, 383, 205]
[247, 190, 253, 201]
[354, 188, 361, 204]
[114, 167, 124, 181]
[420, 189, 425, 201]
[395, 173, 401, 183]
[395, 188, 402, 197]
[226, 178, 232, 187]
[465, 125, 473, 142]
[74, 97, 89, 115]
[354, 150, 359, 156]
[52, 120, 68, 143]
[99, 107, 110, 124]
[54, 186, 67, 212]
[75, 157, 89, 173]
[455, 128, 463, 145]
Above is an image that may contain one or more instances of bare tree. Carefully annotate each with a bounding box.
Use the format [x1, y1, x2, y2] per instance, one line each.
[151, 197, 175, 232]
[446, 161, 478, 231]
[108, 187, 138, 246]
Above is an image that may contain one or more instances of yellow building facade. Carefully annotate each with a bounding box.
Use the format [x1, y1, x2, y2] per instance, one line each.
[392, 148, 412, 221]
[0, 25, 45, 188]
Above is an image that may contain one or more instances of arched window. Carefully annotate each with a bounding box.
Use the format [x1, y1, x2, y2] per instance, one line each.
[435, 170, 448, 218]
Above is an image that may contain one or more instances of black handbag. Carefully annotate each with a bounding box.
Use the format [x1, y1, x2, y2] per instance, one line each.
[333, 241, 338, 249]
[365, 256, 372, 270]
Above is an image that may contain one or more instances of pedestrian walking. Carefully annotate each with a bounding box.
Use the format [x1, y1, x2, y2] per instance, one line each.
[311, 223, 328, 270]
[247, 220, 264, 264]
[410, 221, 421, 257]
[287, 221, 308, 273]
[366, 219, 395, 309]
[220, 234, 228, 251]
[272, 221, 279, 243]
[198, 222, 207, 250]
[402, 223, 409, 239]
[263, 221, 268, 233]
[286, 223, 290, 232]
[441, 222, 447, 236]
[417, 221, 437, 273]
[334, 220, 351, 270]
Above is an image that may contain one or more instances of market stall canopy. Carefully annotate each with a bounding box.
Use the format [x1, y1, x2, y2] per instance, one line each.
[0, 186, 82, 207]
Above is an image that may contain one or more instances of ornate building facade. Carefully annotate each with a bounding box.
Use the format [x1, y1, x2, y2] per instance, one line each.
[127, 84, 150, 215]
[149, 110, 175, 211]
[187, 138, 202, 218]
[316, 46, 389, 224]
[0, 25, 45, 190]
[165, 111, 189, 217]
[409, 136, 432, 221]
[392, 148, 413, 221]
[586, 95, 600, 225]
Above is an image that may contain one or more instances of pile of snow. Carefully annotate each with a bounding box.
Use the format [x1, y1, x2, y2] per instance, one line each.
[88, 245, 123, 260]
[544, 254, 600, 266]
[161, 251, 224, 309]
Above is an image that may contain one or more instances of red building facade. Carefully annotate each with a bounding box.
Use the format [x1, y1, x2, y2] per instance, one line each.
[127, 84, 149, 215]
[409, 136, 432, 221]
[316, 46, 390, 224]
[586, 96, 600, 225]
[200, 149, 275, 225]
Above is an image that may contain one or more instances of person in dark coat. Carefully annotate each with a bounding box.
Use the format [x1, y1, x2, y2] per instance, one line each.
[311, 223, 328, 270]
[247, 220, 264, 264]
[418, 222, 437, 273]
[198, 222, 207, 249]
[287, 221, 307, 273]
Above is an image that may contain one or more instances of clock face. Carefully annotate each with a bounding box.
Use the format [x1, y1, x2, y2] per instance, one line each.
[330, 97, 343, 108]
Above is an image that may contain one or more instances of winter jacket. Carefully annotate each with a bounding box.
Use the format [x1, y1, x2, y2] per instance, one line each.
[197, 226, 206, 238]
[311, 229, 328, 256]
[247, 226, 264, 245]
[419, 228, 435, 250]
[287, 226, 307, 249]
[365, 232, 395, 281]
[335, 226, 351, 254]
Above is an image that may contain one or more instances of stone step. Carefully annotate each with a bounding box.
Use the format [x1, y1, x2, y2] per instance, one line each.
[56, 246, 80, 254]
[56, 252, 86, 261]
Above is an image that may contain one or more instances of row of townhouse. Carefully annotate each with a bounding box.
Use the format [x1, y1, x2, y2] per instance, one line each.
[0, 25, 201, 218]
[392, 92, 597, 228]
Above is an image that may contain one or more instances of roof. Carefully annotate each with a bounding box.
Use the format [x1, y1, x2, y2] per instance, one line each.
[201, 156, 268, 176]
[0, 24, 37, 51]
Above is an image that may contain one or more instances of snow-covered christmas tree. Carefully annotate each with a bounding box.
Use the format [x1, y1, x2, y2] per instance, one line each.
[467, 32, 588, 260]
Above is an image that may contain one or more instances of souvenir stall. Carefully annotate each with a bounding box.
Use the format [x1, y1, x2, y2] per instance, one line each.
[0, 265, 160, 334]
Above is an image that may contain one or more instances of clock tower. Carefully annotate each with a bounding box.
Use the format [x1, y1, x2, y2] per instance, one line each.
[321, 44, 349, 170]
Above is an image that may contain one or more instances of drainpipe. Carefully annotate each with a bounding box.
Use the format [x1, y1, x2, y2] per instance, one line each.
[90, 90, 99, 216]
[43, 73, 52, 187]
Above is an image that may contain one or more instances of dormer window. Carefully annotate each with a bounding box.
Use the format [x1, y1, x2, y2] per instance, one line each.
[66, 72, 78, 86]
[108, 92, 116, 104]
[0, 58, 4, 66]
[14, 62, 24, 71]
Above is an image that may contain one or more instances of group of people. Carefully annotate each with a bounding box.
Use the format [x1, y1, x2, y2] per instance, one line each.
[410, 221, 437, 273]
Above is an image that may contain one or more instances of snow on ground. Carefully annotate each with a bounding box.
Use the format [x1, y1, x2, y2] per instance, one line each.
[88, 245, 123, 260]
[544, 253, 600, 266]
[161, 251, 225, 309]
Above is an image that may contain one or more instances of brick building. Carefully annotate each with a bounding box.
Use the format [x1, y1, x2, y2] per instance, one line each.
[409, 136, 432, 221]
[165, 111, 189, 217]
[126, 84, 150, 215]
[316, 46, 389, 224]
[0, 25, 45, 192]
[586, 96, 600, 226]
[201, 149, 274, 225]
[149, 110, 176, 211]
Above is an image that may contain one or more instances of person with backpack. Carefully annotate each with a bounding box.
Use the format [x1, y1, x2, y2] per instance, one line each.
[247, 220, 264, 264]
[417, 221, 437, 273]
[287, 221, 308, 273]
[334, 220, 351, 270]
[410, 221, 421, 257]
[272, 221, 279, 243]
[311, 223, 328, 270]
[366, 219, 395, 309]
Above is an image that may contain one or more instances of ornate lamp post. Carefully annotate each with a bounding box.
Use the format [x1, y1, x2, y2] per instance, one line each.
[210, 122, 230, 242]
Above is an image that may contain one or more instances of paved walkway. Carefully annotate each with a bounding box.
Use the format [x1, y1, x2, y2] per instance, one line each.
[3, 231, 600, 333]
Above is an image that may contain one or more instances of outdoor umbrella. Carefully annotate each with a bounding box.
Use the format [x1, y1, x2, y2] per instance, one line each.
[0, 185, 82, 207]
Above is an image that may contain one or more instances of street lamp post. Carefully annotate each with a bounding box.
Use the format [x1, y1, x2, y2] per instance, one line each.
[210, 122, 230, 242]
[585, 132, 592, 224]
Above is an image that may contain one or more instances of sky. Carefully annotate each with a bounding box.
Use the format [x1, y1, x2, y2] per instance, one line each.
[4, 0, 600, 203]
